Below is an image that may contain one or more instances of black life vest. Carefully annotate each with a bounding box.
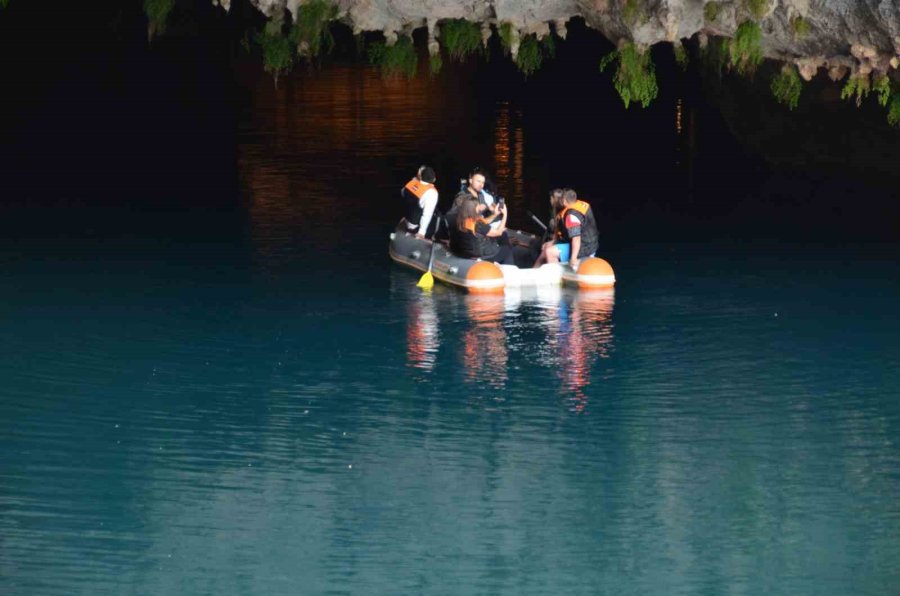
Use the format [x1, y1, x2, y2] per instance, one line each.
[555, 200, 599, 257]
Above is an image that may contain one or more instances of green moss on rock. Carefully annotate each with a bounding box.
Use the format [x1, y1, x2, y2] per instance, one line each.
[745, 0, 768, 20]
[790, 16, 810, 38]
[622, 0, 647, 26]
[704, 2, 721, 23]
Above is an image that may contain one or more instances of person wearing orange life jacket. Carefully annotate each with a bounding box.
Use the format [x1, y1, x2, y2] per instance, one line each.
[400, 165, 439, 238]
[449, 197, 516, 265]
[533, 188, 599, 269]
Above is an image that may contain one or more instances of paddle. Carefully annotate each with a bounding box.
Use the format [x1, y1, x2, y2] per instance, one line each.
[416, 216, 443, 290]
[526, 210, 548, 233]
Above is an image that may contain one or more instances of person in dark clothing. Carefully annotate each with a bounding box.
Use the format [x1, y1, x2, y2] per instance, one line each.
[449, 197, 516, 266]
[533, 189, 599, 269]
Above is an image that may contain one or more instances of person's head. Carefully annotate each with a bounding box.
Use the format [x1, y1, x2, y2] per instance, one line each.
[562, 188, 577, 206]
[468, 167, 486, 194]
[418, 166, 436, 184]
[457, 198, 480, 231]
[549, 188, 564, 211]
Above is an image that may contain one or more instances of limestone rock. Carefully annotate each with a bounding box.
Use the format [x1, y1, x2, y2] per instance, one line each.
[237, 0, 900, 81]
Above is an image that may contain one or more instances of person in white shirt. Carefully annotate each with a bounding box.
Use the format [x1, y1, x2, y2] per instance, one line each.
[401, 165, 439, 238]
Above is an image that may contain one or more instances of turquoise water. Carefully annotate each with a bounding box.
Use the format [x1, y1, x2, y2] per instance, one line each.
[2, 59, 900, 594]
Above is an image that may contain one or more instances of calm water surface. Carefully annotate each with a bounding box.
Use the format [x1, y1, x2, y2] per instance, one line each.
[1, 58, 900, 595]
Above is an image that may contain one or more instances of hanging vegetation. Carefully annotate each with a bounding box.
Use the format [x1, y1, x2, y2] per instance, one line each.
[873, 75, 891, 107]
[887, 93, 900, 127]
[440, 19, 482, 62]
[257, 19, 294, 84]
[515, 35, 544, 76]
[600, 43, 659, 108]
[729, 21, 763, 74]
[429, 53, 443, 76]
[498, 22, 516, 56]
[495, 24, 556, 76]
[673, 42, 688, 70]
[368, 35, 418, 79]
[841, 74, 871, 106]
[542, 33, 557, 59]
[770, 64, 802, 110]
[290, 0, 338, 58]
[144, 0, 175, 40]
[700, 37, 731, 78]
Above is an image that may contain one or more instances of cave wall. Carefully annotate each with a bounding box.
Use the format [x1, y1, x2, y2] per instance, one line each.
[231, 0, 900, 80]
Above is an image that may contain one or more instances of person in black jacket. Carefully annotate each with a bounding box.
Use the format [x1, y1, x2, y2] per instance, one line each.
[449, 197, 515, 265]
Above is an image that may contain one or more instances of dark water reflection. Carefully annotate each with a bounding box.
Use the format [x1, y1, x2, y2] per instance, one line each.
[1, 44, 899, 595]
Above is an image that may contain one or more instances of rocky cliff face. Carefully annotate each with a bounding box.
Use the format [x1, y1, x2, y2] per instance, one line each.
[229, 0, 900, 81]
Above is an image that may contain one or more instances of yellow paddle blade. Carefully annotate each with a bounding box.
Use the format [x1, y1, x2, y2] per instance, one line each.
[417, 271, 434, 290]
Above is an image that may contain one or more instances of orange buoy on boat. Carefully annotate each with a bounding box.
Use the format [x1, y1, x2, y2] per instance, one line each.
[575, 257, 616, 289]
[465, 261, 505, 294]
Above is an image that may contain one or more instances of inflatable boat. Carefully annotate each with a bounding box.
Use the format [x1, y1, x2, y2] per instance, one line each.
[389, 222, 616, 294]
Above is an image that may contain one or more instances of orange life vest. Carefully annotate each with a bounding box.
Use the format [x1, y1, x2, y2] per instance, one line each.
[404, 178, 434, 200]
[555, 200, 591, 239]
[463, 216, 494, 234]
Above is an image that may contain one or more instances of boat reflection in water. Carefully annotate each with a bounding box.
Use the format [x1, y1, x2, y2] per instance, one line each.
[405, 290, 440, 374]
[462, 294, 510, 392]
[542, 289, 615, 413]
[398, 274, 614, 409]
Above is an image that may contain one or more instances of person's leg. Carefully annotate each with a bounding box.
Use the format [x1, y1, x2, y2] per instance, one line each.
[533, 241, 557, 268]
[542, 243, 565, 265]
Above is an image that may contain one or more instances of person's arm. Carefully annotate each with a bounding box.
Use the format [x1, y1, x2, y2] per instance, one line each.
[563, 210, 583, 268]
[416, 188, 438, 237]
[486, 205, 507, 237]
